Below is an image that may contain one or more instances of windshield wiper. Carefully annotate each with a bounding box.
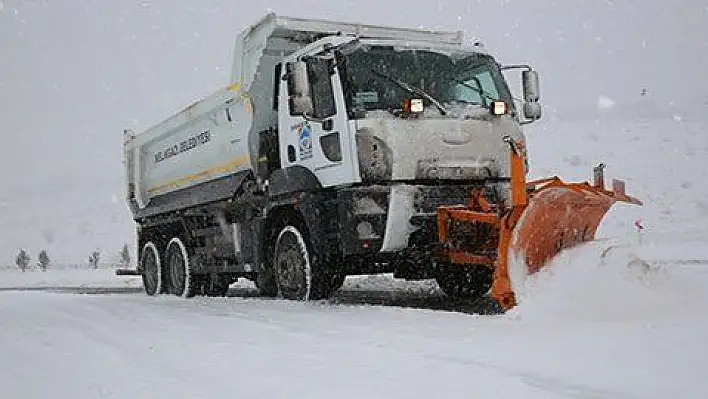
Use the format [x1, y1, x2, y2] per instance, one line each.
[370, 68, 448, 115]
[451, 77, 498, 107]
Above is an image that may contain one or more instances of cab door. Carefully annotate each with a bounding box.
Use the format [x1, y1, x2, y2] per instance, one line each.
[278, 53, 358, 187]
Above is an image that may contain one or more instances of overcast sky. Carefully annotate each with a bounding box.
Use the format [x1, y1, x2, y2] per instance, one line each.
[0, 0, 706, 265]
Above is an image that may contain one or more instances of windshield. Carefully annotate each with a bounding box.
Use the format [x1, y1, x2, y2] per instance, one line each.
[338, 44, 513, 115]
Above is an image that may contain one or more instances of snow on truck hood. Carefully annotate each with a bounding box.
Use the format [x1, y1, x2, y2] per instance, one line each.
[355, 112, 524, 181]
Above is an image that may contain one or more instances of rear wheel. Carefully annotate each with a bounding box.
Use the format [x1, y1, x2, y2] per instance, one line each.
[140, 242, 162, 296]
[166, 237, 198, 298]
[435, 263, 493, 299]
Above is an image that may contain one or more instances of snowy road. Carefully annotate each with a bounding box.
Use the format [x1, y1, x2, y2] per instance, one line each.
[0, 274, 500, 315]
[3, 243, 708, 399]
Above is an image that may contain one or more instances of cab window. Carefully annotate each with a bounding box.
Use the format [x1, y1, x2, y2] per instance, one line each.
[306, 58, 336, 119]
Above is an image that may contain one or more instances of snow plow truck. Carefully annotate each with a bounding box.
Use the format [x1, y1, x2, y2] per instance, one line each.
[117, 13, 641, 310]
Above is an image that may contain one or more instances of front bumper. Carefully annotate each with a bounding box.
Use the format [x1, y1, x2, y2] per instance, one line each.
[337, 183, 495, 257]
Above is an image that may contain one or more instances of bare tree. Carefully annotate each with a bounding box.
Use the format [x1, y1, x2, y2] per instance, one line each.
[88, 250, 100, 269]
[16, 249, 30, 272]
[120, 243, 131, 268]
[37, 250, 50, 272]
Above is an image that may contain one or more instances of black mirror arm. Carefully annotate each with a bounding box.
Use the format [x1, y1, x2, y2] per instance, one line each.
[500, 64, 532, 72]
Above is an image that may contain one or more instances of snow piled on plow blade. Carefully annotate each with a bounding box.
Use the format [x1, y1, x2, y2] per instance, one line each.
[506, 240, 708, 322]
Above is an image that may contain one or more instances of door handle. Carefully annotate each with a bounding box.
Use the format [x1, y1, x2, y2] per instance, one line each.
[322, 119, 334, 131]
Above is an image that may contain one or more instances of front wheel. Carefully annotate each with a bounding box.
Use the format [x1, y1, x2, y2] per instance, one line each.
[273, 225, 338, 301]
[435, 263, 493, 299]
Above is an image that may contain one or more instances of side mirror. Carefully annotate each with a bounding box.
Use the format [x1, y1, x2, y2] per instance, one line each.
[522, 70, 540, 102]
[523, 102, 542, 120]
[521, 70, 541, 121]
[286, 61, 313, 116]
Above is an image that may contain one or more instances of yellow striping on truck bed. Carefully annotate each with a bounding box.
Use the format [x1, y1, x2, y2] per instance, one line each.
[147, 156, 250, 196]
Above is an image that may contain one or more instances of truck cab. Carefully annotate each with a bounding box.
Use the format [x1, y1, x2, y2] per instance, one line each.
[253, 24, 542, 297]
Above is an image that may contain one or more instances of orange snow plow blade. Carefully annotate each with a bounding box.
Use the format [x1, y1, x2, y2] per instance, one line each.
[436, 138, 642, 311]
[510, 178, 642, 275]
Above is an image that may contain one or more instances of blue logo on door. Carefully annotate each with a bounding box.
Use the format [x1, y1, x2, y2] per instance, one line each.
[298, 123, 313, 160]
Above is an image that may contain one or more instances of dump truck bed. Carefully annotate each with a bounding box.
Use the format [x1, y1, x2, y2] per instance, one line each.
[124, 85, 252, 219]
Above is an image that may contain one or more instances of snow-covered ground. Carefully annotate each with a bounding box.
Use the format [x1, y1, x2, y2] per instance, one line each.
[2, 114, 708, 398]
[0, 268, 143, 290]
[1, 244, 707, 398]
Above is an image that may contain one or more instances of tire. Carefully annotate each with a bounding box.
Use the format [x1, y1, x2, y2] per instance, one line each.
[140, 242, 162, 296]
[435, 263, 493, 299]
[165, 237, 198, 298]
[273, 224, 336, 301]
